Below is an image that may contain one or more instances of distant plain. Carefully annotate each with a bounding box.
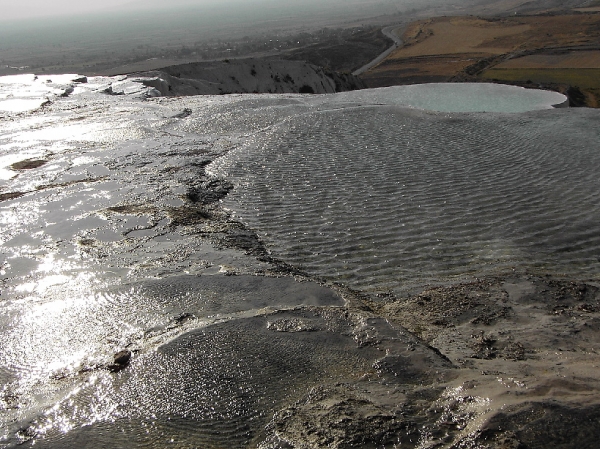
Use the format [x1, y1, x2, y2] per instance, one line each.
[0, 0, 492, 77]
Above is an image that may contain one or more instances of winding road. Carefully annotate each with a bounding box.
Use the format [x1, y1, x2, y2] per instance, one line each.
[352, 24, 405, 76]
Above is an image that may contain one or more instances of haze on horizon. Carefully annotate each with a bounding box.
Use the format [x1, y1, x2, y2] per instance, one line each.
[0, 0, 440, 45]
[1, 0, 220, 21]
[0, 0, 482, 77]
[0, 0, 452, 51]
[0, 0, 431, 22]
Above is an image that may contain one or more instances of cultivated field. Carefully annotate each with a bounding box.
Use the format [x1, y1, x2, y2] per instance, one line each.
[482, 68, 600, 89]
[495, 51, 600, 69]
[361, 12, 600, 107]
[393, 17, 530, 57]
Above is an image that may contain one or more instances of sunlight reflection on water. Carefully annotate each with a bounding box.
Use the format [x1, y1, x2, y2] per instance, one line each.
[0, 79, 595, 448]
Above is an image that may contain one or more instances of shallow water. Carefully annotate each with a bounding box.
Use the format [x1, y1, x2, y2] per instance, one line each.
[1, 80, 598, 448]
[211, 99, 600, 293]
[335, 82, 567, 112]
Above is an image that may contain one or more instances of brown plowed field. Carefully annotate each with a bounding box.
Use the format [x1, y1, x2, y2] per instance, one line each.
[392, 17, 530, 57]
[496, 50, 600, 68]
[361, 13, 600, 107]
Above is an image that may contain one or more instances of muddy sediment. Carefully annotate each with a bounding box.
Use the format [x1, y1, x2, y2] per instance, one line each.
[254, 273, 600, 449]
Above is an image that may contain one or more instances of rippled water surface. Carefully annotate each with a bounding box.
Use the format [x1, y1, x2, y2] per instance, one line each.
[212, 95, 600, 293]
[1, 80, 598, 448]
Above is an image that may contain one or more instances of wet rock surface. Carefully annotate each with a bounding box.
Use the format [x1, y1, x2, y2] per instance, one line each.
[260, 384, 420, 449]
[108, 349, 132, 372]
[1, 79, 599, 448]
[21, 273, 597, 449]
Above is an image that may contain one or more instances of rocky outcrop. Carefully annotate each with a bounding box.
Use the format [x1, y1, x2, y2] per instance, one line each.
[131, 58, 364, 96]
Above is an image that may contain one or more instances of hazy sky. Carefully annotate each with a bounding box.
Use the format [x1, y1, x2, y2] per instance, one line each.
[0, 0, 432, 22]
[0, 0, 420, 22]
[0, 0, 222, 21]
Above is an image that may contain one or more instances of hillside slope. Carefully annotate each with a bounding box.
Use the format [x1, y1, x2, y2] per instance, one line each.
[133, 58, 364, 96]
